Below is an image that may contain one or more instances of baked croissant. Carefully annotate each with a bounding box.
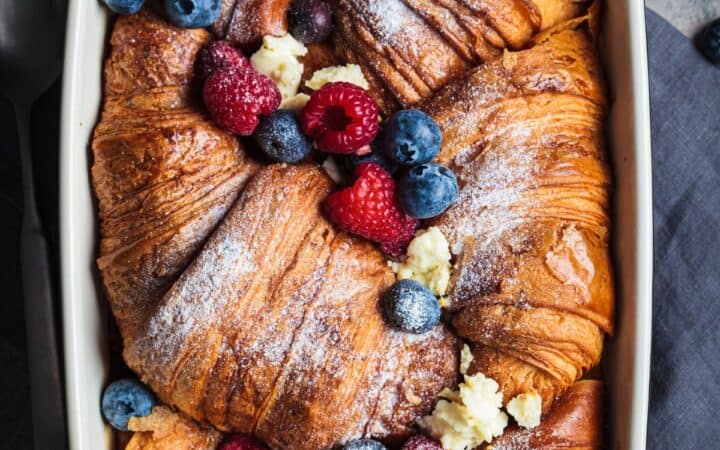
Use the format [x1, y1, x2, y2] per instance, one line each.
[213, 0, 292, 49]
[95, 12, 457, 449]
[127, 406, 222, 450]
[420, 25, 613, 410]
[488, 380, 604, 449]
[332, 0, 588, 114]
[92, 11, 260, 339]
[124, 163, 458, 449]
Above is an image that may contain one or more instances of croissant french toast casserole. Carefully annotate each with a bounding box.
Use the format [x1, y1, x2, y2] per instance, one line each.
[91, 0, 613, 449]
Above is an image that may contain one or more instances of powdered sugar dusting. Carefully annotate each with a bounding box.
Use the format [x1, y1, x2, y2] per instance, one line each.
[428, 103, 547, 307]
[135, 222, 257, 379]
[125, 166, 457, 447]
[439, 122, 538, 256]
[364, 0, 408, 40]
[491, 431, 533, 450]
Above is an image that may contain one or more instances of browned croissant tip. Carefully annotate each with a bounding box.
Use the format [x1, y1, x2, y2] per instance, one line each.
[488, 379, 604, 449]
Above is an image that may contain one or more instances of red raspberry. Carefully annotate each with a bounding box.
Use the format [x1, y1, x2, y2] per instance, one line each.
[203, 68, 281, 136]
[401, 435, 443, 450]
[324, 162, 417, 256]
[301, 82, 379, 154]
[219, 434, 268, 450]
[196, 41, 250, 81]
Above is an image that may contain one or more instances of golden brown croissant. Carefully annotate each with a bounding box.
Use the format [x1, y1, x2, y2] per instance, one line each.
[123, 163, 458, 449]
[92, 11, 260, 340]
[213, 0, 292, 49]
[488, 380, 604, 449]
[419, 25, 613, 411]
[332, 0, 589, 114]
[127, 406, 222, 450]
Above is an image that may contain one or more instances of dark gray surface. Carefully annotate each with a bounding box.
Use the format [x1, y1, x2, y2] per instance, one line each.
[0, 8, 718, 450]
[0, 81, 62, 449]
[646, 9, 720, 450]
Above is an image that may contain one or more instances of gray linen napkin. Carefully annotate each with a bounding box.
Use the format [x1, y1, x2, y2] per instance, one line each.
[645, 9, 720, 450]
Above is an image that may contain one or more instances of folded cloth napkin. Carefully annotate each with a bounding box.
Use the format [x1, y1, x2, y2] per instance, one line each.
[645, 9, 720, 449]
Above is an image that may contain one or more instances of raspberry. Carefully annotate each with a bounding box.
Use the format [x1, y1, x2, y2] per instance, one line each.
[203, 68, 281, 136]
[301, 82, 379, 154]
[196, 40, 250, 81]
[219, 434, 268, 450]
[324, 162, 417, 257]
[400, 435, 443, 450]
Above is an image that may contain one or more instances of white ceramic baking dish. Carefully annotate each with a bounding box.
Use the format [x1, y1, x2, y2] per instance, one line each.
[59, 1, 653, 448]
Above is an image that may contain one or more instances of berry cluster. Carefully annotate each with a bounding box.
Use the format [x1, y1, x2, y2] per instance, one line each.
[310, 88, 458, 256]
[189, 7, 457, 337]
[195, 42, 456, 257]
[312, 94, 457, 337]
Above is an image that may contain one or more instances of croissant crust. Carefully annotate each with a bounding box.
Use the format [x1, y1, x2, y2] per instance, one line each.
[421, 26, 613, 410]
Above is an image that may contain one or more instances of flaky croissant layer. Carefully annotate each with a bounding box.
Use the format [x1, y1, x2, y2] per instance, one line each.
[423, 26, 613, 410]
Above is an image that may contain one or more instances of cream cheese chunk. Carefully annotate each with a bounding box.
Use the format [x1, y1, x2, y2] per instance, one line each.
[305, 64, 369, 90]
[391, 227, 452, 296]
[280, 93, 310, 111]
[506, 391, 542, 429]
[321, 157, 343, 184]
[250, 34, 308, 107]
[420, 372, 508, 450]
[460, 343, 474, 375]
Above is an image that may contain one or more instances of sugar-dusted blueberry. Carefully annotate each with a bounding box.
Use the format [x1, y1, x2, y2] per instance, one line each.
[165, 0, 221, 28]
[253, 110, 312, 163]
[398, 163, 458, 219]
[103, 0, 145, 14]
[101, 379, 154, 431]
[378, 109, 442, 166]
[288, 0, 333, 44]
[382, 279, 441, 334]
[697, 18, 720, 64]
[342, 439, 388, 450]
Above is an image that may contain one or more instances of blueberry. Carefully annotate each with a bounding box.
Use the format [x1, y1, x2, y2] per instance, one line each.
[378, 109, 442, 166]
[343, 439, 388, 450]
[398, 163, 458, 219]
[165, 0, 221, 28]
[288, 0, 334, 44]
[101, 379, 155, 431]
[103, 0, 145, 14]
[382, 279, 441, 334]
[253, 110, 312, 163]
[338, 149, 398, 179]
[697, 18, 720, 64]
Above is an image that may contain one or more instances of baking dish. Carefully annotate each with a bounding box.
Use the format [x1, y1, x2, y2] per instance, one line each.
[59, 0, 653, 448]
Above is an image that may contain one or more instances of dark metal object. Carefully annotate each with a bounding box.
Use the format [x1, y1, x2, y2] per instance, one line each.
[0, 1, 68, 449]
